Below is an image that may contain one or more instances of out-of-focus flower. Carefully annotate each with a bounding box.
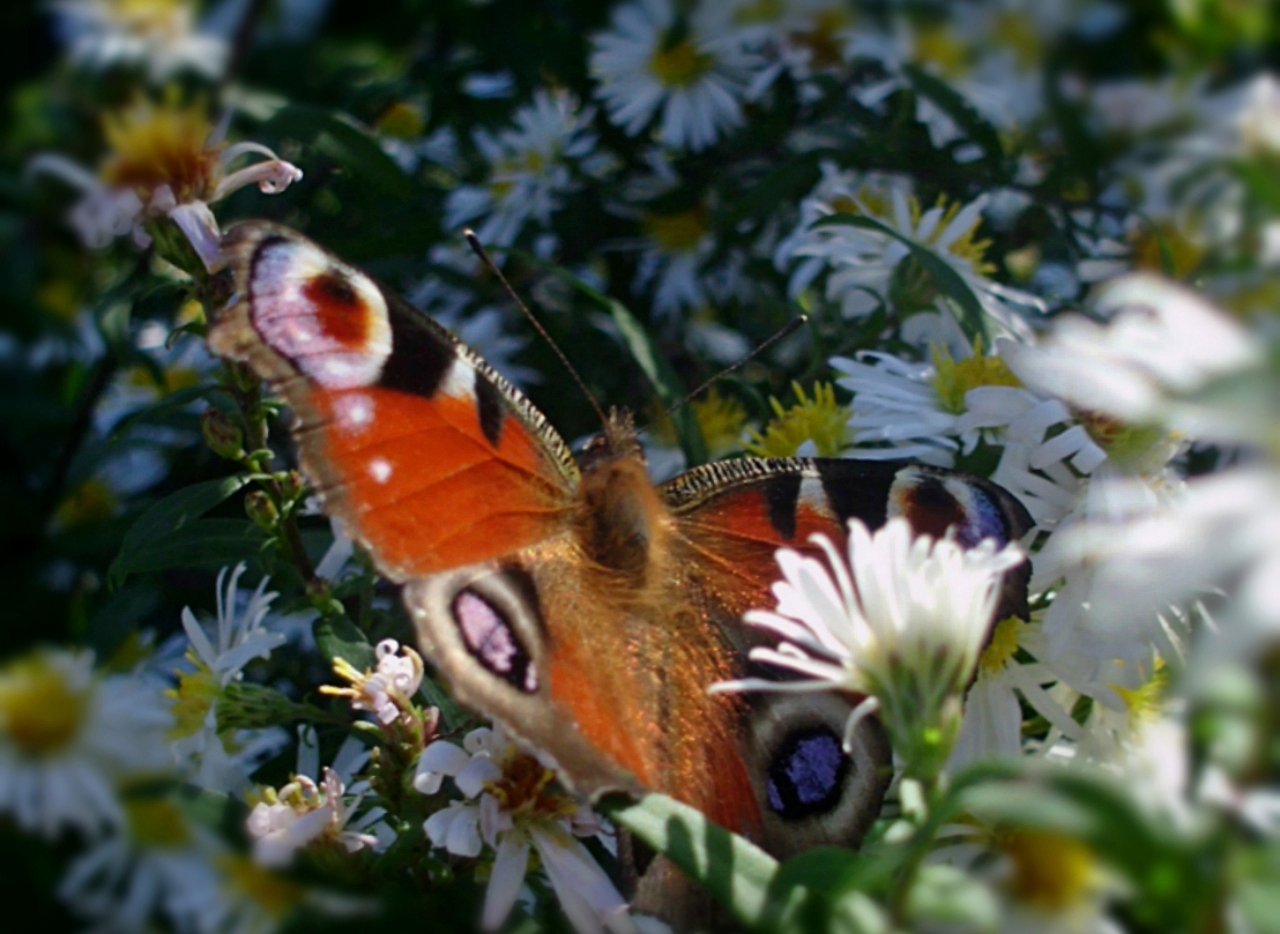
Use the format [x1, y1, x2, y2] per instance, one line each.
[445, 89, 603, 248]
[418, 726, 634, 934]
[247, 767, 383, 867]
[734, 0, 857, 101]
[715, 518, 1024, 779]
[0, 648, 172, 838]
[590, 0, 758, 152]
[51, 0, 228, 81]
[321, 639, 424, 727]
[58, 796, 226, 933]
[744, 381, 848, 457]
[644, 387, 748, 481]
[29, 96, 302, 270]
[830, 340, 1021, 467]
[632, 201, 728, 319]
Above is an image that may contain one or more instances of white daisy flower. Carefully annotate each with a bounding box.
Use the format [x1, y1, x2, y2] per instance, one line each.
[830, 338, 1023, 467]
[732, 0, 857, 102]
[590, 0, 758, 152]
[0, 648, 172, 838]
[28, 96, 302, 270]
[51, 0, 229, 82]
[320, 639, 425, 727]
[247, 767, 383, 867]
[58, 796, 226, 934]
[167, 564, 287, 789]
[777, 166, 1044, 332]
[445, 89, 602, 248]
[417, 726, 634, 934]
[633, 203, 717, 319]
[714, 518, 1024, 778]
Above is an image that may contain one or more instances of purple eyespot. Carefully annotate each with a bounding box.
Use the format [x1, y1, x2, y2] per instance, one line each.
[452, 589, 538, 693]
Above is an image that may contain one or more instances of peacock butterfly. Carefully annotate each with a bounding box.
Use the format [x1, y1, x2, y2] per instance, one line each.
[208, 221, 1032, 921]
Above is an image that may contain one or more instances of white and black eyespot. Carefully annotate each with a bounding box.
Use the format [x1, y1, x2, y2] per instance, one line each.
[406, 562, 545, 697]
[747, 692, 892, 859]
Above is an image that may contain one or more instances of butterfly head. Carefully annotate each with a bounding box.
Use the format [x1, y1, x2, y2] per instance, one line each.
[578, 407, 645, 472]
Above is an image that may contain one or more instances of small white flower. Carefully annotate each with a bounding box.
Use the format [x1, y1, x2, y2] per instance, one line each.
[181, 564, 284, 688]
[445, 89, 602, 248]
[29, 97, 302, 270]
[51, 0, 229, 82]
[247, 767, 382, 867]
[418, 727, 634, 934]
[0, 649, 172, 838]
[590, 0, 758, 152]
[321, 639, 425, 725]
[715, 518, 1024, 773]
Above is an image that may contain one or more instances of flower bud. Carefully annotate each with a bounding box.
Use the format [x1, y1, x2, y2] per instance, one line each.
[201, 408, 244, 460]
[244, 490, 279, 532]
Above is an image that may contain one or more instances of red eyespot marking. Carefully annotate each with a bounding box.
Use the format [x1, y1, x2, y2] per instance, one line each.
[249, 240, 392, 389]
[301, 273, 374, 350]
[313, 387, 568, 576]
[893, 476, 964, 541]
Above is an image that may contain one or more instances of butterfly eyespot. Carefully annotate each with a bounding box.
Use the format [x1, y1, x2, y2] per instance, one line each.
[765, 725, 851, 819]
[450, 586, 539, 694]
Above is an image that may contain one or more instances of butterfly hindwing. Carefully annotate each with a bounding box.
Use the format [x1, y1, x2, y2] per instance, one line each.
[662, 457, 1033, 857]
[209, 222, 580, 582]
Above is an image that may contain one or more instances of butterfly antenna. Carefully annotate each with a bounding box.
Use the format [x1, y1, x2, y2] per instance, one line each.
[463, 229, 609, 430]
[652, 313, 810, 424]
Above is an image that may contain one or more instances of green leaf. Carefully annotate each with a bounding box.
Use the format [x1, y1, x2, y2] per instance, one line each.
[905, 864, 999, 931]
[813, 212, 989, 345]
[958, 781, 1101, 837]
[112, 518, 268, 578]
[217, 681, 347, 731]
[601, 793, 780, 930]
[904, 65, 1005, 172]
[314, 614, 375, 670]
[109, 476, 252, 586]
[264, 105, 413, 199]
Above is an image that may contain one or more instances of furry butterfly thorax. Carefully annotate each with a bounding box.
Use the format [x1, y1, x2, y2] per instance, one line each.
[207, 221, 1032, 921]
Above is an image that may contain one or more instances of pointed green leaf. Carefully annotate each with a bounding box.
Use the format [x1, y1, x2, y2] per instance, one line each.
[109, 475, 252, 586]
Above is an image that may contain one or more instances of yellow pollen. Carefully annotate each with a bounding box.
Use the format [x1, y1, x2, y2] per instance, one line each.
[486, 749, 576, 821]
[54, 479, 118, 529]
[649, 38, 714, 88]
[915, 195, 994, 272]
[979, 617, 1024, 674]
[165, 655, 219, 741]
[125, 797, 191, 848]
[1077, 410, 1167, 468]
[642, 206, 709, 253]
[100, 95, 220, 205]
[745, 382, 849, 457]
[1000, 829, 1096, 911]
[931, 340, 1020, 414]
[0, 653, 91, 756]
[217, 854, 305, 918]
[1110, 661, 1167, 724]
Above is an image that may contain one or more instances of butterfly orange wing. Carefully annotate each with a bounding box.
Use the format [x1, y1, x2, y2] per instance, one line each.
[209, 222, 580, 582]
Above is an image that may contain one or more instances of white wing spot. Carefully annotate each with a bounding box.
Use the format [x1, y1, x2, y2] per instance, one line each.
[439, 358, 477, 399]
[369, 457, 392, 484]
[333, 392, 375, 432]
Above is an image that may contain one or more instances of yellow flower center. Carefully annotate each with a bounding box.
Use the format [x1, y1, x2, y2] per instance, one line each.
[165, 655, 219, 741]
[217, 854, 304, 918]
[732, 0, 783, 24]
[793, 9, 853, 69]
[1131, 221, 1205, 279]
[991, 11, 1042, 71]
[55, 479, 118, 529]
[931, 340, 1021, 414]
[486, 749, 577, 822]
[649, 37, 714, 88]
[979, 617, 1024, 674]
[642, 206, 709, 254]
[745, 382, 849, 457]
[913, 25, 970, 78]
[100, 95, 220, 205]
[1110, 660, 1168, 724]
[106, 0, 190, 36]
[652, 388, 747, 456]
[375, 101, 426, 140]
[125, 797, 191, 848]
[1001, 829, 1096, 911]
[915, 195, 994, 273]
[0, 653, 91, 756]
[1077, 411, 1168, 469]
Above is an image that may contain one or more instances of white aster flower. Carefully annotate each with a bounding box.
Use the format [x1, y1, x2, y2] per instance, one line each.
[633, 202, 717, 320]
[51, 0, 228, 82]
[831, 338, 1022, 466]
[715, 518, 1024, 778]
[321, 639, 425, 726]
[58, 796, 227, 934]
[590, 0, 758, 152]
[999, 274, 1264, 444]
[28, 96, 302, 270]
[732, 0, 857, 102]
[777, 165, 1043, 333]
[247, 767, 383, 867]
[0, 648, 172, 838]
[418, 726, 634, 934]
[445, 89, 602, 248]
